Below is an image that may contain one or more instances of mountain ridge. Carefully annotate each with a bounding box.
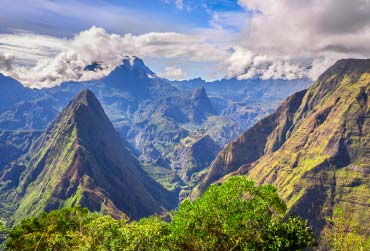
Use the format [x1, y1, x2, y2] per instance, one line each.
[0, 56, 311, 204]
[193, 58, 370, 235]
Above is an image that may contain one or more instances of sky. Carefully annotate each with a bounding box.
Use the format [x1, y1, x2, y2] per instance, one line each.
[0, 0, 370, 88]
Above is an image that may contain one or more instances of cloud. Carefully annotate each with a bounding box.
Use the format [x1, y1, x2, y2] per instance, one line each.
[159, 66, 187, 80]
[238, 0, 370, 54]
[0, 53, 15, 72]
[0, 26, 229, 88]
[0, 32, 68, 65]
[226, 47, 307, 80]
[229, 0, 370, 80]
[2, 1, 370, 87]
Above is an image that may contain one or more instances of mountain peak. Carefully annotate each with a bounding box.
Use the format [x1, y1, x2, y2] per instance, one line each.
[190, 86, 217, 123]
[193, 86, 207, 99]
[193, 59, 370, 235]
[72, 89, 97, 105]
[121, 56, 155, 77]
[318, 58, 370, 83]
[9, 89, 176, 221]
[84, 62, 103, 72]
[103, 57, 157, 96]
[63, 89, 107, 129]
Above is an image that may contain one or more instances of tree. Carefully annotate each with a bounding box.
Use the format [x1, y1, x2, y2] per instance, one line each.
[168, 176, 314, 251]
[4, 177, 315, 251]
[4, 206, 92, 251]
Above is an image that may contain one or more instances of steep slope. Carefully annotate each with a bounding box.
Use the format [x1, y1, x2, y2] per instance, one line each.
[128, 87, 217, 167]
[193, 89, 307, 197]
[170, 133, 220, 199]
[0, 89, 176, 222]
[194, 59, 370, 234]
[0, 57, 310, 204]
[171, 133, 219, 182]
[190, 87, 218, 123]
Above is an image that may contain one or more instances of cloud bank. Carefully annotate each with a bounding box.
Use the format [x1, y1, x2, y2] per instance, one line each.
[227, 0, 370, 79]
[1, 0, 370, 88]
[0, 27, 228, 88]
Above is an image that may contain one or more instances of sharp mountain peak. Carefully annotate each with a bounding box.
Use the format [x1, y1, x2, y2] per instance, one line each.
[3, 89, 176, 222]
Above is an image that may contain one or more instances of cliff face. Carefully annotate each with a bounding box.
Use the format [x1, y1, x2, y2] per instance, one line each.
[193, 89, 307, 198]
[194, 59, 370, 234]
[0, 90, 176, 222]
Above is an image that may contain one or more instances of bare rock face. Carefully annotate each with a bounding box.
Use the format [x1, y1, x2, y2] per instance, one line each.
[193, 89, 307, 198]
[193, 59, 370, 235]
[172, 133, 220, 181]
[0, 90, 176, 222]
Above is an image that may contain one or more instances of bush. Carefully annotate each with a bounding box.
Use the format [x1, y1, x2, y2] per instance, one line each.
[167, 177, 314, 251]
[4, 177, 315, 251]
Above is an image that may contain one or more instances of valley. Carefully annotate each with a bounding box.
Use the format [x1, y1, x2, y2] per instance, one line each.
[0, 57, 310, 203]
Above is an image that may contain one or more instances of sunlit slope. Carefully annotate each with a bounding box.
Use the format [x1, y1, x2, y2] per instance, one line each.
[195, 59, 370, 233]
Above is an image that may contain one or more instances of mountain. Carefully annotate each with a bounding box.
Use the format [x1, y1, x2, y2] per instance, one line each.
[193, 59, 370, 235]
[0, 90, 176, 222]
[104, 56, 176, 99]
[0, 97, 59, 130]
[190, 87, 218, 123]
[170, 132, 220, 199]
[0, 73, 36, 114]
[171, 77, 311, 103]
[0, 130, 41, 173]
[0, 57, 310, 203]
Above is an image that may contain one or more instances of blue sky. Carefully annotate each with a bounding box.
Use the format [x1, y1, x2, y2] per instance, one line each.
[0, 0, 245, 36]
[1, 0, 370, 88]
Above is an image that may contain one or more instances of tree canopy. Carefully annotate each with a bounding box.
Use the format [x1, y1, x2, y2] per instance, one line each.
[2, 177, 315, 251]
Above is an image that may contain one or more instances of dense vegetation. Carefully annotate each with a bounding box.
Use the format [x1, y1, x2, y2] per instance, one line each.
[1, 177, 315, 251]
[195, 59, 370, 235]
[321, 207, 370, 251]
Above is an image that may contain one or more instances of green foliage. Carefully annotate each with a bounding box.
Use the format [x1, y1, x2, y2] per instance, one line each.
[4, 207, 91, 250]
[0, 219, 8, 245]
[321, 207, 370, 251]
[167, 176, 314, 251]
[4, 177, 315, 251]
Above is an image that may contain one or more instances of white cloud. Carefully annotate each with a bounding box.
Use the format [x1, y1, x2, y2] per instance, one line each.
[159, 66, 187, 80]
[237, 0, 370, 55]
[0, 26, 229, 88]
[2, 1, 370, 87]
[229, 0, 370, 80]
[0, 32, 68, 65]
[226, 47, 307, 80]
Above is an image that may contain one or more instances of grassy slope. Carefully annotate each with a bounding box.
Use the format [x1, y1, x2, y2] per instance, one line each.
[238, 69, 370, 233]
